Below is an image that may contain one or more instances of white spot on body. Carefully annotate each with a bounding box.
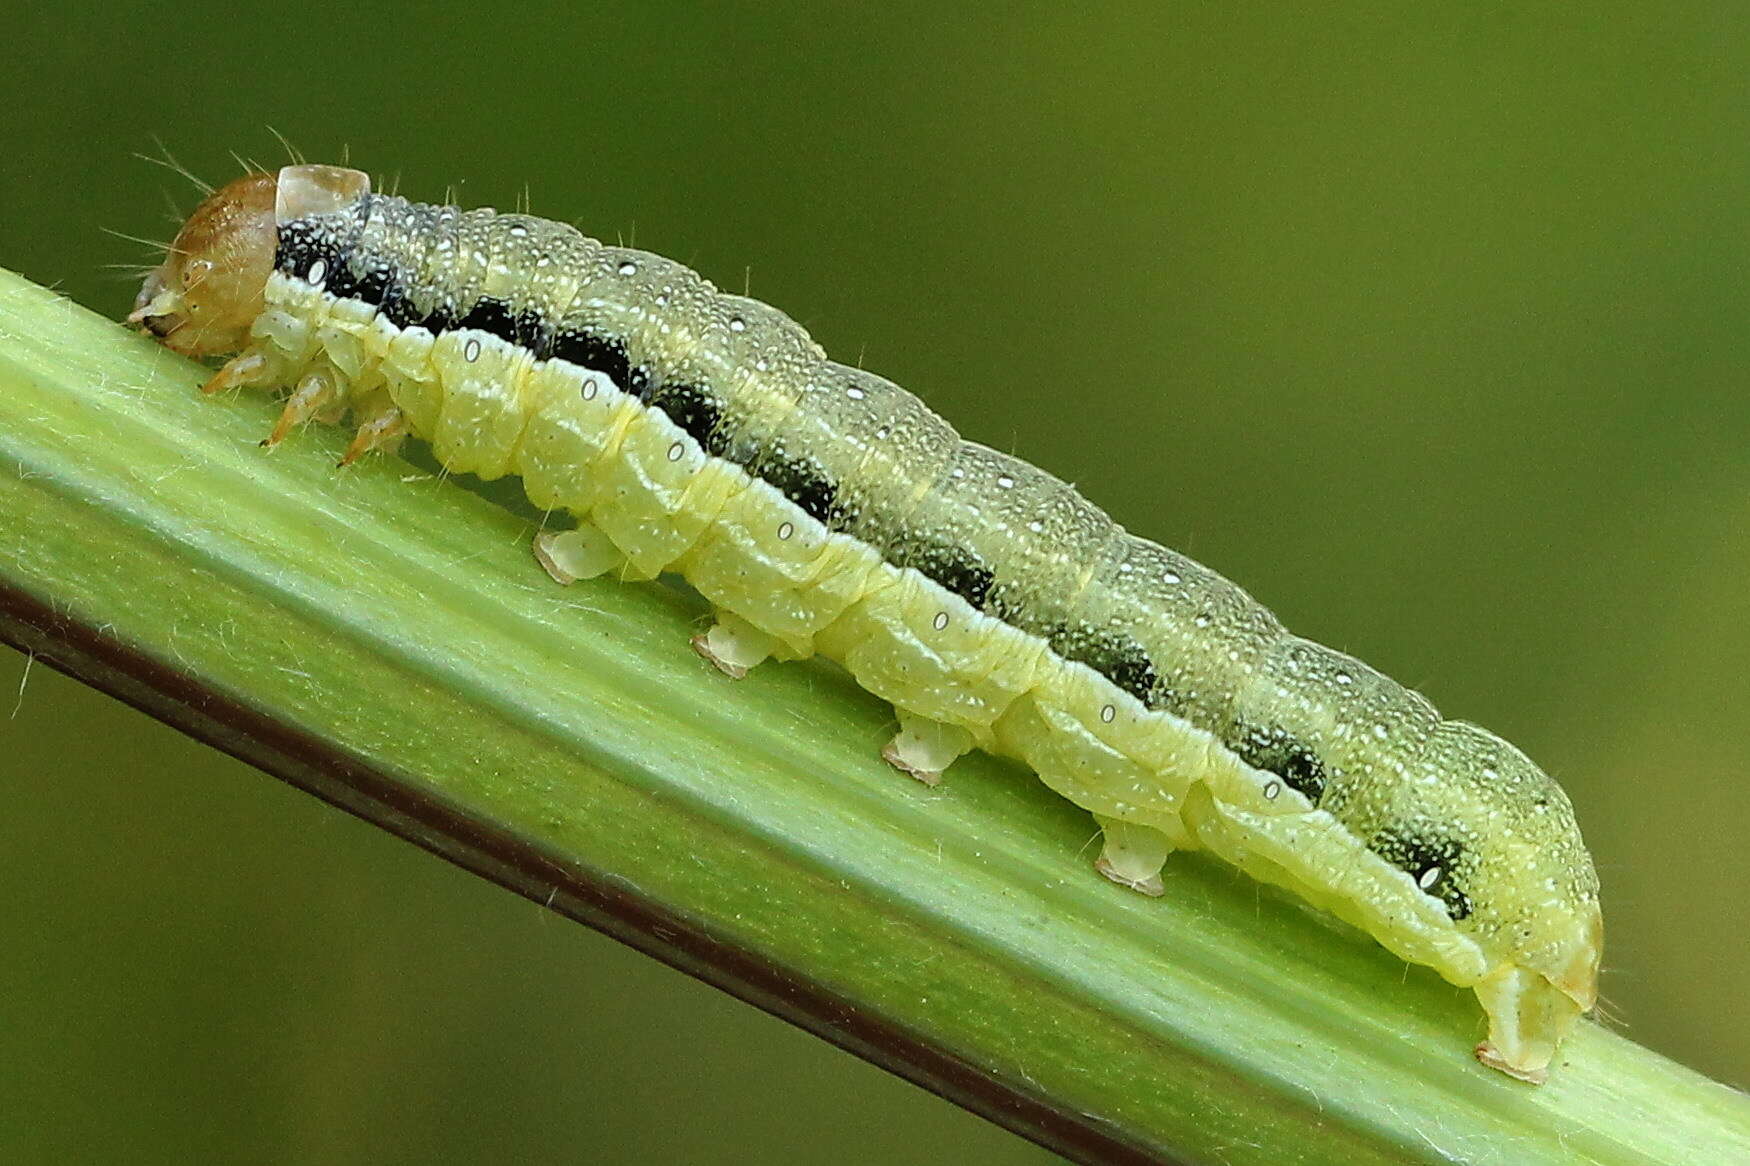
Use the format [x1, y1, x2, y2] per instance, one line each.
[1418, 866, 1443, 890]
[464, 338, 481, 362]
[778, 521, 794, 540]
[932, 611, 949, 631]
[729, 316, 747, 332]
[307, 259, 328, 285]
[1100, 704, 1115, 724]
[1264, 780, 1282, 800]
[1161, 569, 1181, 585]
[582, 378, 598, 400]
[618, 260, 638, 276]
[846, 386, 866, 400]
[997, 475, 1016, 489]
[667, 441, 685, 462]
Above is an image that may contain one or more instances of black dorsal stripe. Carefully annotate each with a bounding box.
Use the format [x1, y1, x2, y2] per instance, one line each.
[378, 283, 426, 329]
[273, 220, 335, 282]
[649, 383, 732, 458]
[1048, 625, 1159, 706]
[1368, 828, 1473, 921]
[752, 452, 837, 524]
[324, 259, 391, 307]
[551, 328, 651, 397]
[898, 537, 995, 610]
[275, 214, 1180, 727]
[1229, 722, 1328, 804]
[458, 296, 516, 338]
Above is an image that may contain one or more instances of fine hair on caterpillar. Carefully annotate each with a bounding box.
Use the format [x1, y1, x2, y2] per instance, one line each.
[132, 162, 1603, 1084]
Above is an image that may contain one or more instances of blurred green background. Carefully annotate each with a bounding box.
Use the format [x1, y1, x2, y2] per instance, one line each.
[4, 4, 1748, 1162]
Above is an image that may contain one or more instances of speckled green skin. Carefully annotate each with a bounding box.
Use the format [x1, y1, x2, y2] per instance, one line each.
[210, 169, 1600, 1079]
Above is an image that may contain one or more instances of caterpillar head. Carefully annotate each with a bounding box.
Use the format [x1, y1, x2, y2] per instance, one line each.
[130, 164, 370, 356]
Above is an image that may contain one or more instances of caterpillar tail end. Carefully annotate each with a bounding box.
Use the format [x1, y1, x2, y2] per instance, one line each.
[1471, 964, 1588, 1085]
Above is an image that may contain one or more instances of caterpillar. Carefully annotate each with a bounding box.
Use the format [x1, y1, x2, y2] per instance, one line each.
[130, 163, 1601, 1083]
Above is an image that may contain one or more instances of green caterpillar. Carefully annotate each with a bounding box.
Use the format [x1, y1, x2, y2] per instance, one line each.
[132, 163, 1601, 1083]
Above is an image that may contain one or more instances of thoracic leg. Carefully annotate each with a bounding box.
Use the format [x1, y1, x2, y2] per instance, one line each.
[266, 367, 340, 447]
[1093, 814, 1177, 897]
[199, 350, 268, 396]
[340, 398, 407, 465]
[881, 711, 974, 787]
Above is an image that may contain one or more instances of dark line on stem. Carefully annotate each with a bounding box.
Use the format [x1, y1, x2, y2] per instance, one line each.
[0, 579, 1174, 1166]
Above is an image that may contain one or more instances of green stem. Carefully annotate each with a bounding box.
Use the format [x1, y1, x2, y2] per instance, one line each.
[1, 267, 1743, 1166]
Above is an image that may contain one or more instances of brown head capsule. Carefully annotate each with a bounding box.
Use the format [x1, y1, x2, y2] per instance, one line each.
[129, 164, 369, 356]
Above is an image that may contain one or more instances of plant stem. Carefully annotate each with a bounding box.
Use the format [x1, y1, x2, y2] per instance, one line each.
[1, 267, 1744, 1165]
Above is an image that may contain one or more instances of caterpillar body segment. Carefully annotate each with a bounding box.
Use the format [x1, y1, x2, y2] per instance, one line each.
[133, 163, 1603, 1083]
